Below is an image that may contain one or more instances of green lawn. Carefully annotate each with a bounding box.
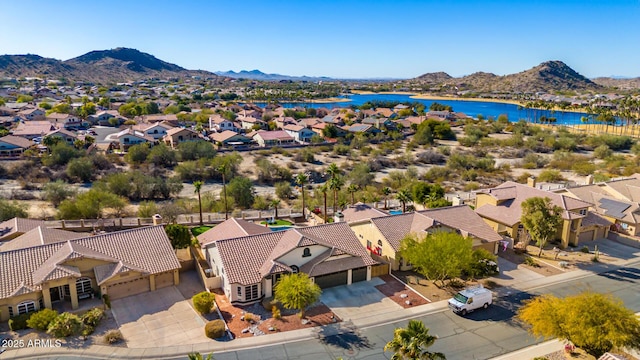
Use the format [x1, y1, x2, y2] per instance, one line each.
[259, 219, 293, 226]
[191, 226, 213, 237]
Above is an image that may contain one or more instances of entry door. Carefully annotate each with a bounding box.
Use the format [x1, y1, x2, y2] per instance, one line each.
[50, 287, 61, 302]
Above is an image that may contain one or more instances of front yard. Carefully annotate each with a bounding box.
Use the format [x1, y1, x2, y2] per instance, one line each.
[212, 289, 340, 338]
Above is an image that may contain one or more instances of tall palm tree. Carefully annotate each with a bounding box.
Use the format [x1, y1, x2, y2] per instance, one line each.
[270, 198, 280, 220]
[384, 320, 445, 360]
[329, 176, 344, 215]
[216, 164, 228, 220]
[347, 184, 359, 205]
[295, 173, 308, 219]
[319, 184, 329, 223]
[396, 189, 412, 213]
[382, 187, 392, 209]
[187, 352, 214, 360]
[326, 163, 341, 179]
[193, 180, 204, 226]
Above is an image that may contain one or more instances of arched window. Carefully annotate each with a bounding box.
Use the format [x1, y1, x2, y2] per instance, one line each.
[17, 301, 36, 315]
[302, 248, 311, 257]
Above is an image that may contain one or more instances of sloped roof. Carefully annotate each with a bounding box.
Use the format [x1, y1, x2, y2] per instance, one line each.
[341, 203, 388, 223]
[12, 121, 55, 137]
[0, 226, 84, 252]
[165, 127, 198, 137]
[214, 222, 376, 285]
[0, 135, 35, 148]
[0, 217, 47, 241]
[372, 205, 502, 251]
[198, 218, 271, 246]
[255, 130, 293, 141]
[209, 130, 248, 143]
[0, 226, 179, 300]
[476, 181, 591, 226]
[604, 177, 640, 202]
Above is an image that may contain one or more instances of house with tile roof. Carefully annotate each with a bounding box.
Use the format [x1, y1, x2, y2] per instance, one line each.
[0, 226, 84, 252]
[349, 205, 503, 271]
[203, 221, 378, 305]
[283, 124, 315, 143]
[0, 218, 47, 242]
[0, 226, 180, 322]
[132, 122, 174, 140]
[115, 128, 155, 150]
[209, 130, 252, 148]
[197, 218, 271, 247]
[475, 179, 598, 247]
[163, 127, 202, 149]
[252, 130, 295, 147]
[17, 107, 45, 121]
[341, 203, 388, 223]
[0, 135, 35, 157]
[11, 120, 57, 140]
[45, 128, 78, 145]
[46, 113, 84, 130]
[209, 114, 240, 133]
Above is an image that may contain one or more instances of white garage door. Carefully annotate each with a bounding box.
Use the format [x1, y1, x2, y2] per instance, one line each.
[107, 276, 151, 300]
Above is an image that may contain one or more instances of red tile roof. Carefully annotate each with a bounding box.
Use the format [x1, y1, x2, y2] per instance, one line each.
[197, 218, 271, 246]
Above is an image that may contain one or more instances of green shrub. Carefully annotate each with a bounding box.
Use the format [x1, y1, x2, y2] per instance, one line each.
[81, 325, 95, 336]
[593, 144, 613, 159]
[192, 291, 215, 314]
[81, 308, 104, 327]
[204, 319, 226, 339]
[104, 329, 124, 344]
[524, 257, 540, 268]
[27, 308, 58, 331]
[46, 312, 83, 338]
[537, 169, 565, 183]
[102, 294, 111, 309]
[580, 246, 590, 253]
[448, 279, 465, 289]
[9, 312, 33, 331]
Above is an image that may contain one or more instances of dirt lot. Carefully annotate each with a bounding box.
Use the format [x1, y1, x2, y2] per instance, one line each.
[212, 289, 340, 339]
[391, 271, 485, 302]
[375, 274, 429, 307]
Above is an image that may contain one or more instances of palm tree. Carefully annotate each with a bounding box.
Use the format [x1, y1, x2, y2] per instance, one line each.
[326, 163, 341, 180]
[295, 173, 308, 219]
[187, 352, 214, 360]
[396, 189, 412, 213]
[270, 198, 281, 220]
[329, 176, 344, 215]
[382, 187, 392, 209]
[217, 164, 228, 220]
[319, 184, 329, 223]
[384, 320, 445, 360]
[347, 184, 359, 205]
[193, 180, 204, 226]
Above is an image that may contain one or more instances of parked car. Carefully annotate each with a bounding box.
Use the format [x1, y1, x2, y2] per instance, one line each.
[448, 285, 492, 315]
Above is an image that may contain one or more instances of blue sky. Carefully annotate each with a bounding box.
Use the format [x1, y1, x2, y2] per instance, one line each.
[1, 0, 639, 79]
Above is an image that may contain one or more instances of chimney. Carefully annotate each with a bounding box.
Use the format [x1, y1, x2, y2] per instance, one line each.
[585, 174, 594, 185]
[527, 176, 537, 188]
[451, 196, 463, 206]
[334, 211, 344, 223]
[152, 214, 163, 226]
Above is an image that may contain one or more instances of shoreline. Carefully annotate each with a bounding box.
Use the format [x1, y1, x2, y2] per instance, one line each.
[409, 94, 523, 106]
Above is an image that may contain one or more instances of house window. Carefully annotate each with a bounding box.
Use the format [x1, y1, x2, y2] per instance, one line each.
[273, 273, 283, 284]
[579, 209, 587, 216]
[154, 129, 158, 134]
[76, 277, 92, 295]
[302, 248, 311, 257]
[244, 284, 259, 300]
[237, 286, 242, 297]
[8, 306, 14, 317]
[366, 240, 372, 249]
[17, 301, 36, 315]
[38, 297, 44, 310]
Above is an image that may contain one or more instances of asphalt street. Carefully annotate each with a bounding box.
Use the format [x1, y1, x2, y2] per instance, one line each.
[210, 264, 640, 360]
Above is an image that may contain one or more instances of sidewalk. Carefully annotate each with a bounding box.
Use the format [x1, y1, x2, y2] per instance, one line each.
[4, 256, 640, 359]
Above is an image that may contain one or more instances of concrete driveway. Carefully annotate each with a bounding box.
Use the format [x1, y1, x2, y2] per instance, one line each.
[111, 285, 210, 348]
[320, 278, 403, 322]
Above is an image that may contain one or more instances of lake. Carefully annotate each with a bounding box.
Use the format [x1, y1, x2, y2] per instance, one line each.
[256, 93, 604, 126]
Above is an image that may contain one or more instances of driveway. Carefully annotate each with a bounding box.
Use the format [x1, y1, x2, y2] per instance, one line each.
[320, 278, 403, 322]
[111, 274, 210, 348]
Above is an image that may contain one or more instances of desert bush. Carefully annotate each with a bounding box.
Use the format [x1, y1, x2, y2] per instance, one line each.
[448, 279, 466, 289]
[520, 153, 547, 169]
[593, 144, 613, 159]
[572, 161, 596, 176]
[580, 246, 590, 253]
[524, 257, 540, 267]
[192, 291, 215, 314]
[587, 134, 634, 151]
[537, 169, 565, 183]
[9, 312, 33, 331]
[463, 182, 481, 191]
[204, 319, 226, 339]
[47, 312, 83, 338]
[27, 309, 58, 331]
[416, 150, 445, 164]
[104, 329, 124, 344]
[81, 308, 104, 327]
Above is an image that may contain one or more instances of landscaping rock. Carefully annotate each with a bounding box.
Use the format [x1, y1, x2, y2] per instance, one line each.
[400, 293, 408, 298]
[301, 319, 310, 325]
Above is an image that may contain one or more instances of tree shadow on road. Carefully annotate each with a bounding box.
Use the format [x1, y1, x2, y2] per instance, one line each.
[313, 321, 373, 351]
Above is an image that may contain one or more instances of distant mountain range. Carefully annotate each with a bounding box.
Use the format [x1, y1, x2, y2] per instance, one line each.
[411, 61, 606, 93]
[0, 48, 637, 91]
[214, 69, 335, 82]
[0, 47, 218, 83]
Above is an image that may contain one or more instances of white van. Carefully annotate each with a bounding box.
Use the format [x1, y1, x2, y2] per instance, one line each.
[448, 285, 492, 315]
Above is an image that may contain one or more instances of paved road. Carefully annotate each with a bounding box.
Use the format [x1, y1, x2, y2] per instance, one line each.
[209, 264, 640, 360]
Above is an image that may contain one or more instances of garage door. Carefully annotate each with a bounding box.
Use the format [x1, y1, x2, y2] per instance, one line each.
[155, 271, 174, 289]
[579, 230, 594, 243]
[314, 271, 348, 289]
[107, 276, 151, 300]
[595, 227, 606, 240]
[352, 267, 367, 283]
